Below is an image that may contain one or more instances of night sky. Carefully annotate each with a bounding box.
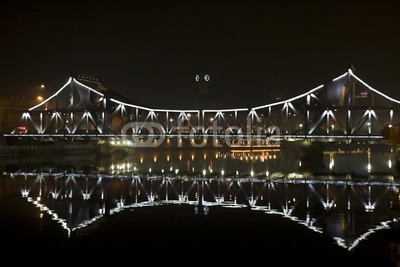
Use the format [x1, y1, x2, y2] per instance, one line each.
[1, 0, 399, 109]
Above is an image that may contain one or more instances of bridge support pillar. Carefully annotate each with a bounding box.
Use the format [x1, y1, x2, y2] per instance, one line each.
[298, 141, 325, 173]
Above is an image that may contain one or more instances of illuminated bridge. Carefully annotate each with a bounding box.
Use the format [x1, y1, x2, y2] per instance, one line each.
[5, 67, 400, 145]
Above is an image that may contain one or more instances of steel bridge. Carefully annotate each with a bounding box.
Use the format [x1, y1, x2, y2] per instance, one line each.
[5, 68, 400, 144]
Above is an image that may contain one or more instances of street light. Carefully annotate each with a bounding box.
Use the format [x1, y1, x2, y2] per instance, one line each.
[37, 96, 47, 110]
[39, 84, 50, 110]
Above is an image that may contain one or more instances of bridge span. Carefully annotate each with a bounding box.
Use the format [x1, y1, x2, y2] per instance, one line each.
[5, 68, 400, 145]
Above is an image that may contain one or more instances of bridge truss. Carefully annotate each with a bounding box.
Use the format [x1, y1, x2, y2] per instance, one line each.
[6, 68, 400, 144]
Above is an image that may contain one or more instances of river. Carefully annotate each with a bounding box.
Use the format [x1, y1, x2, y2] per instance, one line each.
[0, 139, 399, 265]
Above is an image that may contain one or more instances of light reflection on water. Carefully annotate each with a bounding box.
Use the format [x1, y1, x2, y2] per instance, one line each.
[1, 140, 400, 254]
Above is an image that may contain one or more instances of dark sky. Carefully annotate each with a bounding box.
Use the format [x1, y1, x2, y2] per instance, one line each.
[1, 0, 399, 109]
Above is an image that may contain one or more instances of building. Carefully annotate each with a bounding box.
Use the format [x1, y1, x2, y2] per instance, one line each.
[0, 96, 38, 134]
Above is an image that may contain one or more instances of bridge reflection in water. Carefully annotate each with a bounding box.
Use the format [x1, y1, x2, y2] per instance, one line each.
[2, 140, 400, 256]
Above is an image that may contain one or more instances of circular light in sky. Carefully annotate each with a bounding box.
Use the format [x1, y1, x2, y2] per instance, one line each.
[195, 74, 210, 81]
